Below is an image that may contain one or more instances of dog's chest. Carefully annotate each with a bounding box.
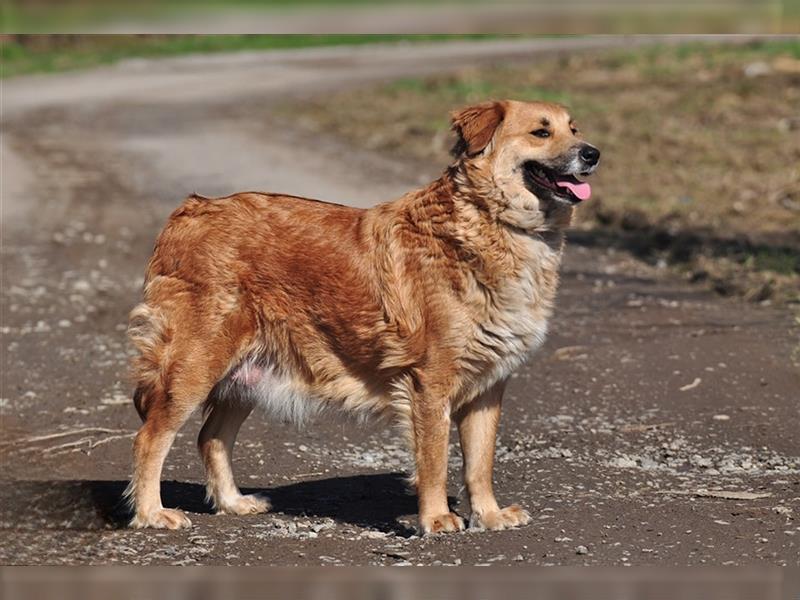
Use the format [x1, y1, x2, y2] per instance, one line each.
[461, 236, 561, 382]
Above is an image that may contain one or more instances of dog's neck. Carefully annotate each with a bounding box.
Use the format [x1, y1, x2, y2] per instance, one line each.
[378, 166, 567, 290]
[399, 164, 568, 252]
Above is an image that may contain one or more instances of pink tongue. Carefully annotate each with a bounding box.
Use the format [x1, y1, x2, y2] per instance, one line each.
[555, 179, 592, 201]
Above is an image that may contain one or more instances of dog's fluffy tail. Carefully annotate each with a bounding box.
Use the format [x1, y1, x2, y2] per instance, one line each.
[128, 302, 173, 421]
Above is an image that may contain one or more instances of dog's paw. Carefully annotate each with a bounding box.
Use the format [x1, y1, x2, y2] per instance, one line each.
[130, 508, 192, 530]
[469, 504, 531, 531]
[420, 512, 465, 535]
[216, 493, 271, 516]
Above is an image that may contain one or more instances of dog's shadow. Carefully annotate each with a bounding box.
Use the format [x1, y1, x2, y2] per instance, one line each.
[89, 473, 449, 536]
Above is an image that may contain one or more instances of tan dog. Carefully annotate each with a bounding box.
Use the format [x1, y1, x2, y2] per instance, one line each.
[126, 99, 600, 533]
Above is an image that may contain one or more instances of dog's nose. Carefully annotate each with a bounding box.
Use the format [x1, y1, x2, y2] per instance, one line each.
[579, 145, 600, 166]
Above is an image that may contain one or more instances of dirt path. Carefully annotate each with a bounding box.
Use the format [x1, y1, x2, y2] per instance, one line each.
[1, 39, 798, 566]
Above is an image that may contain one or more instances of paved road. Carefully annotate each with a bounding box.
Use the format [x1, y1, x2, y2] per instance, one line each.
[1, 39, 798, 566]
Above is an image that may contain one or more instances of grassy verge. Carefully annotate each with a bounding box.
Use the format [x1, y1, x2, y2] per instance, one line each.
[288, 39, 800, 304]
[0, 34, 506, 78]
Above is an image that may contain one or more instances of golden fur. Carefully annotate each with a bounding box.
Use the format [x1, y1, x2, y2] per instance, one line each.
[126, 99, 599, 533]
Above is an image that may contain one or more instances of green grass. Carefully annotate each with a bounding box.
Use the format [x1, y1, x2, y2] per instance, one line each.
[0, 34, 511, 79]
[1, 1, 474, 33]
[3, 0, 792, 36]
[377, 39, 800, 119]
[750, 249, 800, 276]
[388, 76, 571, 105]
[585, 38, 800, 76]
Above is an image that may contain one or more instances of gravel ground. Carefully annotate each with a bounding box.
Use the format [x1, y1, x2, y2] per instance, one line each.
[1, 39, 798, 566]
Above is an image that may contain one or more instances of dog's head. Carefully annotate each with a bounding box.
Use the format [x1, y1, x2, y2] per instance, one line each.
[451, 99, 600, 228]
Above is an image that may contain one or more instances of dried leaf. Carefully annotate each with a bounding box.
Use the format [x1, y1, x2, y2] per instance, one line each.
[679, 377, 702, 391]
[553, 346, 589, 361]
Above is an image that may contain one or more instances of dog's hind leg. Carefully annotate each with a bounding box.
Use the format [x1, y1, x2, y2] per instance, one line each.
[127, 302, 226, 529]
[198, 400, 270, 515]
[128, 382, 201, 529]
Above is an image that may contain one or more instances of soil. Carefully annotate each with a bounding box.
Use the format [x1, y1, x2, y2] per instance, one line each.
[1, 39, 798, 566]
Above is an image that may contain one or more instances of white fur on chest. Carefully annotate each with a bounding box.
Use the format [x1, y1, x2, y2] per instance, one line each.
[463, 234, 560, 393]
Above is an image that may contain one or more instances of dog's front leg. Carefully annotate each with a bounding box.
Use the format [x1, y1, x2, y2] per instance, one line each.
[412, 384, 465, 535]
[455, 379, 531, 531]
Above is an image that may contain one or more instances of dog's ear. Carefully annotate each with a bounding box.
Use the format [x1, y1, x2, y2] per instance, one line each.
[450, 100, 506, 158]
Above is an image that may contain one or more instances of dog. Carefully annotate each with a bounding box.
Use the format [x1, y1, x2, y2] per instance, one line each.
[126, 99, 600, 533]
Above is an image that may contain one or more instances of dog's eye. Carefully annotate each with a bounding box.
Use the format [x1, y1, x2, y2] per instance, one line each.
[531, 129, 550, 138]
[570, 126, 579, 135]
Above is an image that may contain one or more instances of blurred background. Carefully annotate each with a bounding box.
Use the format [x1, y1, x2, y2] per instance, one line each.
[0, 0, 797, 34]
[4, 34, 798, 301]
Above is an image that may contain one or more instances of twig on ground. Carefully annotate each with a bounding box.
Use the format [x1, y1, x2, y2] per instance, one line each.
[0, 427, 132, 447]
[40, 432, 136, 456]
[658, 489, 772, 500]
[2, 428, 136, 458]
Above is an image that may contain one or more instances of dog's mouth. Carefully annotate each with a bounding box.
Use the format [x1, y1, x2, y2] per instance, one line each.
[523, 161, 592, 204]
